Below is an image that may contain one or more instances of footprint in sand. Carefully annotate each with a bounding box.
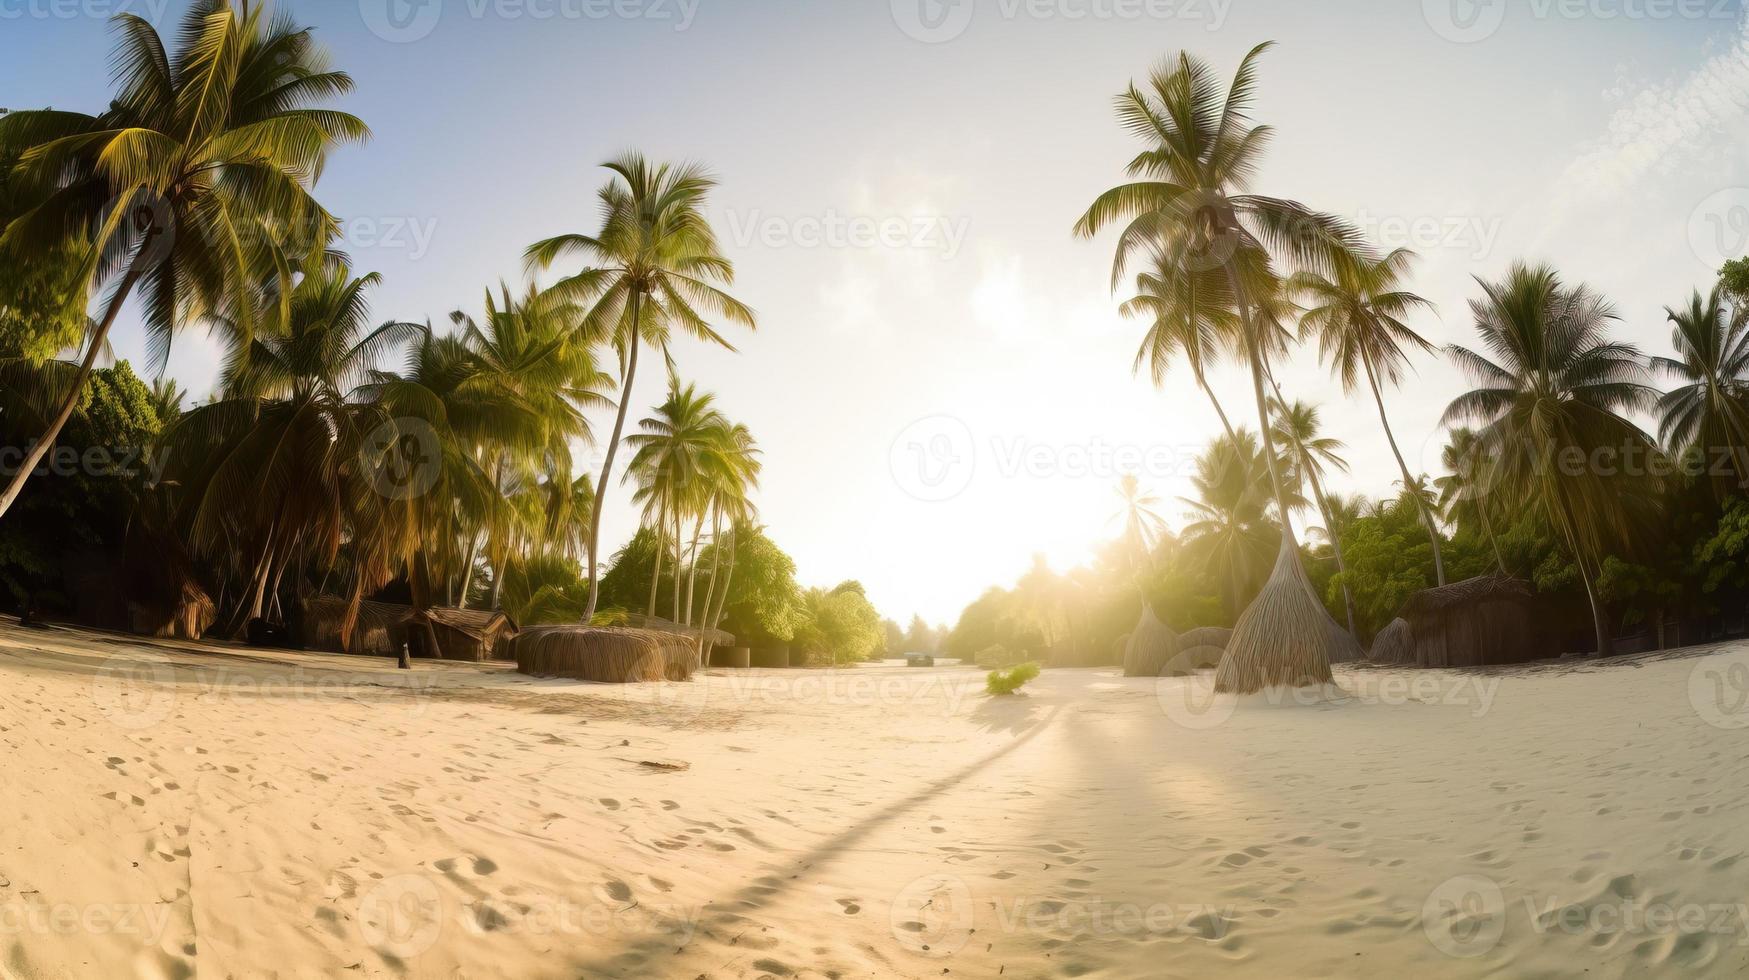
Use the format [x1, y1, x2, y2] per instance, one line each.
[836, 898, 861, 915]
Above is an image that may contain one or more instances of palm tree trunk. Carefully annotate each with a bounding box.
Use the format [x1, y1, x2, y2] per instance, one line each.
[706, 525, 738, 632]
[1303, 462, 1358, 638]
[697, 504, 723, 628]
[1550, 491, 1612, 657]
[458, 532, 480, 608]
[583, 294, 642, 619]
[682, 512, 704, 626]
[1224, 270, 1296, 542]
[1193, 363, 1239, 442]
[1361, 350, 1447, 586]
[671, 507, 683, 624]
[0, 245, 155, 521]
[1480, 506, 1508, 575]
[645, 507, 665, 618]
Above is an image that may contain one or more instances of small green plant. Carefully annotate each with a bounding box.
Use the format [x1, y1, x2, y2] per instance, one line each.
[986, 661, 1041, 696]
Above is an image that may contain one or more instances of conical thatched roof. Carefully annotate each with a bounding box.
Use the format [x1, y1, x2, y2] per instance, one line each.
[1215, 528, 1360, 693]
[1369, 618, 1414, 665]
[1122, 604, 1179, 677]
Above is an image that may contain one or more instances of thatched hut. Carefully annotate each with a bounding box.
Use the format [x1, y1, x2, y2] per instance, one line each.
[301, 597, 415, 657]
[1382, 576, 1552, 668]
[410, 607, 518, 663]
[1122, 605, 1179, 677]
[1368, 618, 1414, 665]
[512, 626, 677, 683]
[1216, 530, 1359, 693]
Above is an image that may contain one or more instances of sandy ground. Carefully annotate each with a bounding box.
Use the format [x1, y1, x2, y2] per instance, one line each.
[4, 620, 1749, 978]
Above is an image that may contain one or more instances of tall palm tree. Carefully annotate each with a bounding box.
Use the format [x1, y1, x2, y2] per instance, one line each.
[1269, 398, 1358, 636]
[1120, 242, 1239, 439]
[1436, 426, 1509, 574]
[1292, 248, 1447, 586]
[699, 424, 762, 640]
[1113, 474, 1168, 576]
[526, 154, 755, 620]
[1443, 262, 1662, 657]
[1075, 42, 1362, 691]
[626, 380, 728, 621]
[0, 2, 367, 520]
[1650, 284, 1749, 495]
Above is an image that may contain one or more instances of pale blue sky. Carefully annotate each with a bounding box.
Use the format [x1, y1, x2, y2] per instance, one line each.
[6, 0, 1749, 624]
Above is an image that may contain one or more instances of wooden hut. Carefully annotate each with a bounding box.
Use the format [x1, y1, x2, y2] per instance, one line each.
[1383, 576, 1554, 667]
[410, 607, 518, 663]
[301, 597, 415, 657]
[1122, 605, 1179, 677]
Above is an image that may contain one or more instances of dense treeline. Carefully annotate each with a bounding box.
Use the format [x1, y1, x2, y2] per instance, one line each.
[0, 2, 892, 664]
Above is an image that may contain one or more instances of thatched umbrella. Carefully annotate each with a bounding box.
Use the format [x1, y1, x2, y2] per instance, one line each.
[1215, 529, 1359, 693]
[1121, 604, 1179, 677]
[1369, 618, 1413, 665]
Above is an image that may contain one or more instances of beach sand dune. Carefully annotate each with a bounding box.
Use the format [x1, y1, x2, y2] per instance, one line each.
[2, 619, 1748, 978]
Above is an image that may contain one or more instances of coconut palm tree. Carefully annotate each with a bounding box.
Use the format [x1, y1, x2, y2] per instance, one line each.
[1443, 262, 1662, 657]
[164, 265, 422, 636]
[1180, 429, 1288, 617]
[1650, 284, 1749, 495]
[698, 424, 762, 638]
[1291, 248, 1447, 586]
[1075, 42, 1363, 690]
[1269, 398, 1358, 636]
[1113, 474, 1168, 576]
[525, 154, 756, 620]
[1121, 243, 1239, 439]
[0, 2, 367, 520]
[1436, 426, 1509, 574]
[626, 380, 728, 621]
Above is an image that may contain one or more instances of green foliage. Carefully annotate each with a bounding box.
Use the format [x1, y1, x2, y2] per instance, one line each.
[986, 662, 1041, 696]
[1694, 497, 1749, 597]
[500, 553, 590, 626]
[712, 526, 803, 644]
[794, 581, 883, 666]
[1325, 501, 1437, 636]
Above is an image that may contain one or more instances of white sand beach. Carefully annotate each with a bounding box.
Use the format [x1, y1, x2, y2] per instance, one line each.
[4, 620, 1749, 979]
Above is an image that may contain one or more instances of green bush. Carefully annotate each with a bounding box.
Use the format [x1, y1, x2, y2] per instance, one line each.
[986, 661, 1041, 696]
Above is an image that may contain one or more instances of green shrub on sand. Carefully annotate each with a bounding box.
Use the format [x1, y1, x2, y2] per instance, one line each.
[986, 662, 1041, 696]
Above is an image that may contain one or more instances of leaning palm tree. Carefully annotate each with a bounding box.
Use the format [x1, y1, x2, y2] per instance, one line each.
[1650, 284, 1749, 495]
[1443, 262, 1662, 657]
[1180, 429, 1289, 618]
[1076, 42, 1362, 691]
[0, 2, 367, 520]
[1292, 248, 1447, 586]
[526, 154, 756, 620]
[1269, 398, 1358, 636]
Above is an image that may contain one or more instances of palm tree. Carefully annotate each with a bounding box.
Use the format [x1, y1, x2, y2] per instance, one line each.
[1120, 242, 1239, 439]
[1443, 262, 1662, 657]
[165, 265, 422, 636]
[626, 380, 728, 622]
[1650, 284, 1749, 495]
[526, 154, 755, 620]
[0, 2, 367, 520]
[1113, 474, 1168, 576]
[698, 424, 762, 640]
[1180, 429, 1287, 617]
[1075, 42, 1362, 691]
[1292, 248, 1447, 586]
[1436, 426, 1509, 574]
[1269, 398, 1358, 636]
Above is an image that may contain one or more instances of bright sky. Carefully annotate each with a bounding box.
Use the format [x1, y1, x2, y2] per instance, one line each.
[6, 0, 1749, 625]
